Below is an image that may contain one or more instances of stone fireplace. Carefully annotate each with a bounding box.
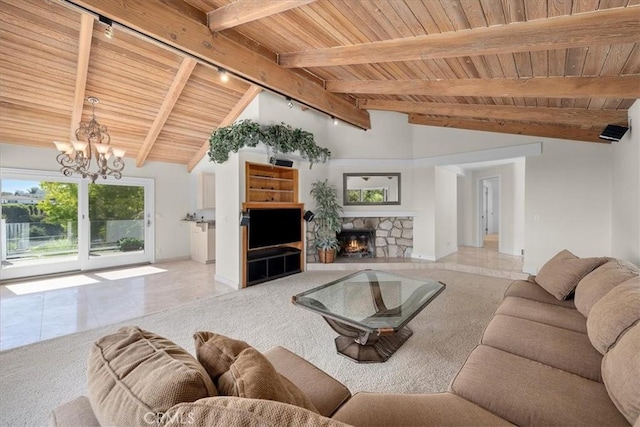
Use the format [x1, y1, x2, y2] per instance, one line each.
[307, 216, 413, 263]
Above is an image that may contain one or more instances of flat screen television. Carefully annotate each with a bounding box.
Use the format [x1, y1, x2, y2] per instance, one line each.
[248, 208, 302, 249]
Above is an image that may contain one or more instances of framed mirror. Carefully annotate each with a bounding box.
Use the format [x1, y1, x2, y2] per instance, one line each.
[343, 173, 401, 206]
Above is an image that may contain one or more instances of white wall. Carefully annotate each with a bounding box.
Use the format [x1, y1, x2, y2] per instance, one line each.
[411, 166, 436, 260]
[457, 174, 474, 246]
[435, 167, 457, 258]
[0, 143, 191, 261]
[611, 99, 640, 265]
[523, 141, 612, 273]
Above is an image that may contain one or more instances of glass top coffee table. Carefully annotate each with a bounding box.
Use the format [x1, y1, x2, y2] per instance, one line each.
[292, 270, 445, 363]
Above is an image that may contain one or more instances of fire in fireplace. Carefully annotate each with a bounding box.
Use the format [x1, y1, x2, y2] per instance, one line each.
[337, 229, 375, 258]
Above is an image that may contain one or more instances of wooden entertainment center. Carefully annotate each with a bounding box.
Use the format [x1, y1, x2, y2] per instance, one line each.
[242, 162, 304, 287]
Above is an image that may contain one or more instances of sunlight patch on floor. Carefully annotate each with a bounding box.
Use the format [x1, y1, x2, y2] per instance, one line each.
[6, 275, 100, 295]
[95, 266, 167, 281]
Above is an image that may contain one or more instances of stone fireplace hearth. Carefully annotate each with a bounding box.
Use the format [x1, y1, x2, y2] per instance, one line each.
[307, 216, 413, 263]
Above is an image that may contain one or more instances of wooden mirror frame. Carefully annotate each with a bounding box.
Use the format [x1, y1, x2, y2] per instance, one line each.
[343, 173, 401, 206]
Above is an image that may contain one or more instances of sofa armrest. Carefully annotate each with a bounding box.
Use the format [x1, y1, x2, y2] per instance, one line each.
[263, 346, 351, 417]
[49, 396, 99, 427]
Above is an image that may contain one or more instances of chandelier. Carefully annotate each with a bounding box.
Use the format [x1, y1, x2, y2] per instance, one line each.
[53, 96, 125, 183]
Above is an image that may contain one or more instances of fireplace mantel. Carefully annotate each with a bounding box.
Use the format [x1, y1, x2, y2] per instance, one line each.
[341, 210, 417, 218]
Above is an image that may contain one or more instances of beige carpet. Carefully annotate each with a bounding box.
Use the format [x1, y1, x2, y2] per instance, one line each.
[0, 269, 511, 426]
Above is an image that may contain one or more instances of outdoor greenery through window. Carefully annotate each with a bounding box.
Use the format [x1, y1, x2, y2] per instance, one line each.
[1, 180, 78, 263]
[347, 189, 386, 203]
[1, 179, 145, 266]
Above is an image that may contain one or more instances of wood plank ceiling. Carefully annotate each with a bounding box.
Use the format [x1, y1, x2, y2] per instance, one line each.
[1, 0, 639, 173]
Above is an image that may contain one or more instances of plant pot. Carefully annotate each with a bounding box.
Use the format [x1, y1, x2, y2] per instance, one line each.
[318, 248, 336, 264]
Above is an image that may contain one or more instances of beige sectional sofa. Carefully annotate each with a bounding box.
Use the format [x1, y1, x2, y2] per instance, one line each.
[51, 252, 640, 426]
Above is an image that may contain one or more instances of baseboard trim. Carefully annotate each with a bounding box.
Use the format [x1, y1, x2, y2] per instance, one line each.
[214, 274, 240, 289]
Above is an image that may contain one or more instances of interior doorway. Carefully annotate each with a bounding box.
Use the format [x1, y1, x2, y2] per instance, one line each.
[478, 177, 500, 251]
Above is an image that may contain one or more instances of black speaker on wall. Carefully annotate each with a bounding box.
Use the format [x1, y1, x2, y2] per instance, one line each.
[599, 124, 629, 142]
[270, 157, 293, 167]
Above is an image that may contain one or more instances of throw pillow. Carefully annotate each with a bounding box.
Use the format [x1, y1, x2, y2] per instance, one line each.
[162, 397, 348, 427]
[534, 249, 607, 300]
[575, 259, 639, 317]
[194, 331, 251, 380]
[87, 326, 217, 427]
[194, 332, 318, 413]
[587, 276, 640, 354]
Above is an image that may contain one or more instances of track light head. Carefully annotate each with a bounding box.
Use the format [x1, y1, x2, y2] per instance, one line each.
[219, 68, 229, 83]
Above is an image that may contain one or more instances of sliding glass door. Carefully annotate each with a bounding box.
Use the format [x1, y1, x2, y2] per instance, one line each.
[1, 175, 80, 279]
[83, 181, 153, 271]
[1, 169, 154, 280]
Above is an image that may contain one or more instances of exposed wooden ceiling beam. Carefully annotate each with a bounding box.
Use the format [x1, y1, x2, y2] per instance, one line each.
[408, 114, 606, 144]
[361, 100, 627, 127]
[279, 6, 640, 68]
[69, 13, 94, 141]
[327, 76, 640, 99]
[72, 0, 370, 130]
[136, 58, 197, 167]
[187, 85, 263, 172]
[208, 0, 317, 32]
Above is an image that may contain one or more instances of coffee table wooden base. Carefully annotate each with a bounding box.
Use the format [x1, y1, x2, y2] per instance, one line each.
[334, 327, 413, 363]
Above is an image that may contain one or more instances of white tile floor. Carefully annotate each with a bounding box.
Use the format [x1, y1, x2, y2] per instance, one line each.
[0, 246, 523, 351]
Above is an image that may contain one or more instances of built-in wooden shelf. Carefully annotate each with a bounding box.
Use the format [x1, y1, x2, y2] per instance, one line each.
[246, 162, 298, 203]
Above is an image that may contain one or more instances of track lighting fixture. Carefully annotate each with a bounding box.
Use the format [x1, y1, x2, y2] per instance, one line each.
[99, 15, 114, 39]
[219, 68, 229, 83]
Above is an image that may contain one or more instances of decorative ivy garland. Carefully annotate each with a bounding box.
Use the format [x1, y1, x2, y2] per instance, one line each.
[207, 119, 331, 167]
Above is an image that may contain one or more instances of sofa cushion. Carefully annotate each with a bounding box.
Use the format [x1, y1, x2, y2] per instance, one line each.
[332, 392, 513, 427]
[575, 259, 639, 317]
[194, 332, 317, 413]
[504, 279, 576, 308]
[602, 324, 640, 425]
[587, 276, 640, 354]
[496, 296, 587, 333]
[481, 314, 602, 381]
[87, 326, 216, 427]
[450, 345, 629, 426]
[162, 397, 347, 427]
[263, 346, 351, 417]
[49, 396, 100, 427]
[534, 249, 607, 300]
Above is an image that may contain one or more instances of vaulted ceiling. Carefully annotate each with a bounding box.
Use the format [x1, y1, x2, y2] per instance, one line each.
[1, 0, 639, 172]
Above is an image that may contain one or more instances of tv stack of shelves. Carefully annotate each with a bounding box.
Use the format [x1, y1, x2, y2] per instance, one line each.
[246, 162, 298, 203]
[246, 246, 301, 286]
[243, 162, 304, 288]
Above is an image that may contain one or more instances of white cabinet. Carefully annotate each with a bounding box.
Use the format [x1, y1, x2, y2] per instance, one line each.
[190, 222, 215, 264]
[197, 173, 215, 209]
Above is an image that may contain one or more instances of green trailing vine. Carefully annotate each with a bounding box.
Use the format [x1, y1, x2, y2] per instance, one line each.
[207, 119, 331, 167]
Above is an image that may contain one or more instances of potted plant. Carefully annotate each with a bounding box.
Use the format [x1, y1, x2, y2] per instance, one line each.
[310, 179, 343, 263]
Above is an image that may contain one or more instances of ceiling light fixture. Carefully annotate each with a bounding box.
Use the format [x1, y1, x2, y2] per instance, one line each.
[286, 97, 293, 109]
[53, 96, 126, 183]
[219, 68, 229, 83]
[99, 15, 114, 39]
[332, 116, 338, 126]
[104, 24, 114, 39]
